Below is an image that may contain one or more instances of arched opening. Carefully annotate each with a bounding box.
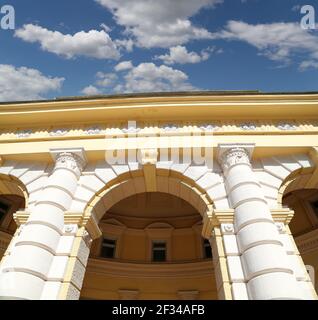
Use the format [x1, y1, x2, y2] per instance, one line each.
[281, 169, 318, 294]
[80, 170, 217, 300]
[0, 174, 28, 260]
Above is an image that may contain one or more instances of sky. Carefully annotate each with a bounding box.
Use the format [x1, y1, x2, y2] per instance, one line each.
[0, 0, 317, 102]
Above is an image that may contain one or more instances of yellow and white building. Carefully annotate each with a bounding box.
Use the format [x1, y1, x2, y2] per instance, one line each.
[0, 91, 318, 300]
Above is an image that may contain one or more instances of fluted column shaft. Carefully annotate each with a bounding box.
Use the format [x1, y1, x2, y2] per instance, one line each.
[218, 145, 301, 300]
[0, 149, 85, 300]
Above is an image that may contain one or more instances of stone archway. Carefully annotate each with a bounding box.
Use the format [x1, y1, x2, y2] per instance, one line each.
[81, 191, 217, 300]
[0, 173, 28, 262]
[78, 168, 219, 300]
[83, 168, 214, 227]
[279, 165, 318, 295]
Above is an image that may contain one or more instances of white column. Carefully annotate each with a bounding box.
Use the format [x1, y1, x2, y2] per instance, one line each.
[218, 144, 302, 300]
[0, 148, 86, 300]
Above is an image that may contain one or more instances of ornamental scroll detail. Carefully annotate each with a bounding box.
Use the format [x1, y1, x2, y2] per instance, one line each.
[219, 147, 251, 171]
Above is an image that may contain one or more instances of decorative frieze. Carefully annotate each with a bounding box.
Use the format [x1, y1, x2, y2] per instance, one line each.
[49, 128, 68, 137]
[277, 123, 297, 131]
[3, 120, 316, 143]
[16, 129, 32, 138]
[162, 124, 178, 132]
[240, 123, 256, 131]
[85, 126, 102, 135]
[200, 124, 219, 132]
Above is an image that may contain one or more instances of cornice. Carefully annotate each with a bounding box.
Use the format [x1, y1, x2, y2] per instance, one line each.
[1, 94, 318, 127]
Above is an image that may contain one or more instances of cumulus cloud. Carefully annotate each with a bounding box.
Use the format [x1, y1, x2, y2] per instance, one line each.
[0, 64, 64, 102]
[81, 85, 101, 95]
[115, 38, 134, 52]
[155, 45, 215, 65]
[116, 62, 196, 93]
[96, 72, 118, 87]
[114, 60, 133, 71]
[81, 72, 118, 96]
[95, 0, 221, 48]
[217, 20, 318, 69]
[15, 24, 120, 60]
[81, 62, 196, 96]
[299, 60, 318, 71]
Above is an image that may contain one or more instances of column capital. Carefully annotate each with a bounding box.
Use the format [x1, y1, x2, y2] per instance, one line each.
[217, 144, 255, 171]
[50, 147, 87, 176]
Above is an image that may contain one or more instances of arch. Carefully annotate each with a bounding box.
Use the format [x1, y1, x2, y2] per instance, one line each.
[250, 153, 315, 208]
[0, 173, 28, 205]
[83, 168, 216, 232]
[278, 166, 316, 206]
[145, 222, 174, 229]
[101, 218, 126, 227]
[0, 160, 51, 210]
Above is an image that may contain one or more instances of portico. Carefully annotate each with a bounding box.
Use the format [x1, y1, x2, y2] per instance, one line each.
[0, 92, 317, 300]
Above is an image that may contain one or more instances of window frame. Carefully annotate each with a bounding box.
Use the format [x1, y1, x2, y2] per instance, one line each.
[100, 237, 117, 259]
[151, 240, 167, 262]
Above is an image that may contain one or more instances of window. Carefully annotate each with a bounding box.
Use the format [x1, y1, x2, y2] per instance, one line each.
[203, 239, 213, 259]
[152, 241, 166, 262]
[0, 200, 10, 223]
[101, 238, 117, 259]
[311, 200, 318, 217]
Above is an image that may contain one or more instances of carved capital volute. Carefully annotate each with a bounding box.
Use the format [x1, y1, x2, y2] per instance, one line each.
[50, 148, 87, 177]
[217, 144, 255, 172]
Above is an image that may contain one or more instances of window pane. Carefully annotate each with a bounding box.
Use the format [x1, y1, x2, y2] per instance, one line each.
[204, 239, 212, 259]
[101, 239, 116, 258]
[153, 249, 166, 262]
[152, 241, 166, 262]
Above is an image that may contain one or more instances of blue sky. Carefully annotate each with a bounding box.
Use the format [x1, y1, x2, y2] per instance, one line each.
[0, 0, 317, 101]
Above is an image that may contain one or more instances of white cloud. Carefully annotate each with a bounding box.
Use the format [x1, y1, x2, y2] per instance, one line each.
[155, 45, 213, 65]
[118, 62, 196, 93]
[96, 0, 221, 48]
[81, 72, 118, 96]
[15, 24, 120, 60]
[115, 38, 134, 52]
[0, 64, 64, 102]
[81, 62, 196, 95]
[81, 85, 101, 95]
[218, 20, 318, 69]
[299, 60, 318, 71]
[96, 72, 118, 87]
[114, 60, 133, 71]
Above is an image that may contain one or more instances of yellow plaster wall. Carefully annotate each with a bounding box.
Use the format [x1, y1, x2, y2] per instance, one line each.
[81, 260, 217, 300]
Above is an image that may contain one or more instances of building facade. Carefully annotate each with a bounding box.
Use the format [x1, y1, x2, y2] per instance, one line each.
[0, 92, 318, 300]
